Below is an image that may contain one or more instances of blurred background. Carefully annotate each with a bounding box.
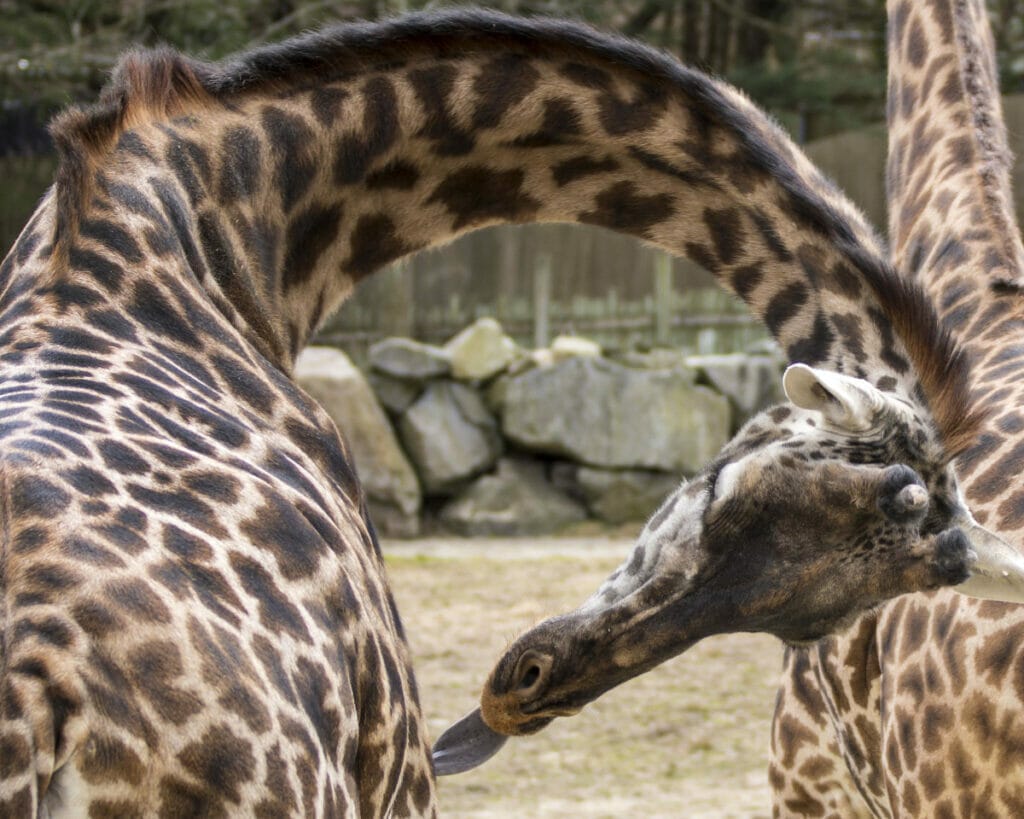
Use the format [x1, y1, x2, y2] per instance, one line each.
[3, 0, 1024, 358]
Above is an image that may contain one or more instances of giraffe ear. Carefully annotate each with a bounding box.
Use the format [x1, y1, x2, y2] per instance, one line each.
[782, 363, 884, 432]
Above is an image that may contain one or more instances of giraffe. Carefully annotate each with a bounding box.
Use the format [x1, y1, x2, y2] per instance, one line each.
[0, 8, 1019, 817]
[767, 0, 1024, 816]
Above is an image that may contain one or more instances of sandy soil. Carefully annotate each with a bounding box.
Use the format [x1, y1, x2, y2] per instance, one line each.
[384, 537, 783, 818]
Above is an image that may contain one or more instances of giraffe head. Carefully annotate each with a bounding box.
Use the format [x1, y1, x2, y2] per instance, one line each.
[433, 362, 1024, 774]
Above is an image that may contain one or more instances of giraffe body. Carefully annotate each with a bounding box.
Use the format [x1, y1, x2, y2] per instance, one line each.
[0, 9, 1015, 816]
[767, 1, 1024, 816]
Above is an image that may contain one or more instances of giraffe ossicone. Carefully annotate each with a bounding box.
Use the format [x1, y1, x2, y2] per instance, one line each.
[434, 363, 1024, 773]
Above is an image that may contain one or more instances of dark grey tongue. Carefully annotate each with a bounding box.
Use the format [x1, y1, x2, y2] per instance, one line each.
[432, 708, 508, 776]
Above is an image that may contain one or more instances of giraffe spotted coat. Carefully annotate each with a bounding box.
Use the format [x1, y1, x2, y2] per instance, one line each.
[0, 9, 1003, 817]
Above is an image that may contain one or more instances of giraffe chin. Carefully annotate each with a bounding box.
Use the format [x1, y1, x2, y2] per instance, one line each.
[954, 516, 1024, 604]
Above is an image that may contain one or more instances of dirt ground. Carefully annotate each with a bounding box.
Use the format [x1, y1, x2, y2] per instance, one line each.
[384, 537, 783, 818]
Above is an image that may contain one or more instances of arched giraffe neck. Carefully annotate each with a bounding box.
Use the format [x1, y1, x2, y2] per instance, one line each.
[40, 10, 975, 451]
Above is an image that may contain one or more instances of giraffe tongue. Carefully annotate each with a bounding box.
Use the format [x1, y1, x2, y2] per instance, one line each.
[956, 517, 1024, 604]
[432, 708, 508, 776]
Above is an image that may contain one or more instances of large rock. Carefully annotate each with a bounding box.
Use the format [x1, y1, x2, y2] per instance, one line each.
[439, 459, 588, 536]
[445, 317, 519, 381]
[550, 334, 602, 361]
[575, 466, 682, 524]
[368, 337, 451, 380]
[687, 354, 785, 430]
[617, 348, 695, 375]
[398, 381, 502, 494]
[367, 371, 421, 415]
[502, 357, 730, 474]
[294, 347, 421, 537]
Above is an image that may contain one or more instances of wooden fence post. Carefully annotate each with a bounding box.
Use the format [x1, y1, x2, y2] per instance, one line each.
[534, 254, 552, 349]
[654, 254, 673, 346]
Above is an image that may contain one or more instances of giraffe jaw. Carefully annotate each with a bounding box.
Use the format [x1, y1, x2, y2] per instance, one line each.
[955, 515, 1024, 604]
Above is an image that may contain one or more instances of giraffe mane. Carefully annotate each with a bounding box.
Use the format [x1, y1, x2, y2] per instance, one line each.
[849, 244, 989, 460]
[946, 0, 1023, 283]
[46, 8, 986, 458]
[48, 47, 209, 257]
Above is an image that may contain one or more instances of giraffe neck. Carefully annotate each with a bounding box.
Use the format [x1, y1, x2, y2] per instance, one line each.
[43, 11, 938, 400]
[885, 0, 1024, 499]
[886, 0, 1024, 312]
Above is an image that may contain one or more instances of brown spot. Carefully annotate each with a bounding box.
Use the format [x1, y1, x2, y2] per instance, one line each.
[90, 801, 144, 819]
[229, 553, 312, 643]
[333, 76, 399, 183]
[407, 64, 474, 156]
[177, 724, 255, 804]
[264, 745, 296, 810]
[472, 53, 540, 129]
[783, 781, 826, 817]
[429, 166, 540, 230]
[343, 213, 418, 280]
[965, 690, 998, 756]
[899, 604, 929, 656]
[901, 780, 921, 815]
[552, 155, 619, 187]
[127, 640, 203, 724]
[595, 81, 666, 136]
[282, 200, 343, 291]
[162, 522, 213, 563]
[261, 105, 316, 213]
[0, 786, 33, 817]
[948, 135, 973, 168]
[72, 600, 122, 638]
[510, 98, 583, 148]
[579, 181, 674, 238]
[703, 207, 744, 266]
[977, 626, 1017, 687]
[796, 757, 833, 779]
[158, 775, 223, 819]
[950, 736, 980, 789]
[365, 160, 420, 191]
[310, 86, 348, 127]
[80, 734, 146, 786]
[919, 759, 945, 801]
[832, 313, 867, 364]
[906, 15, 927, 67]
[0, 733, 31, 779]
[104, 578, 172, 623]
[217, 126, 261, 204]
[763, 282, 808, 337]
[774, 713, 820, 769]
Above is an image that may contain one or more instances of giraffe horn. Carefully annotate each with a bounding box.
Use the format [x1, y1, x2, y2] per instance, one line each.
[955, 514, 1024, 604]
[431, 708, 508, 776]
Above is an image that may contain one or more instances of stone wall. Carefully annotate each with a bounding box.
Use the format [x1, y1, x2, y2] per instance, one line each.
[295, 318, 786, 537]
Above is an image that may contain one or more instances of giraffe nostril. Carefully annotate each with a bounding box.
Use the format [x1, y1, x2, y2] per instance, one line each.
[517, 663, 541, 691]
[511, 651, 552, 697]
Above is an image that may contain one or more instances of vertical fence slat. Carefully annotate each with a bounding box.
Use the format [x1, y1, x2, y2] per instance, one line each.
[533, 254, 551, 349]
[654, 254, 673, 346]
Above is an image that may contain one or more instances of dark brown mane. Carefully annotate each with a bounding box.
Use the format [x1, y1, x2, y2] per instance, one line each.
[48, 47, 208, 257]
[848, 243, 988, 459]
[948, 0, 1024, 285]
